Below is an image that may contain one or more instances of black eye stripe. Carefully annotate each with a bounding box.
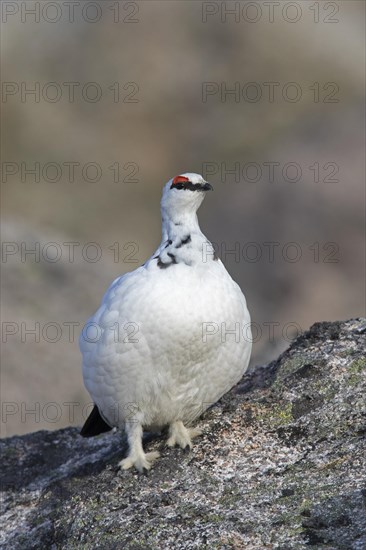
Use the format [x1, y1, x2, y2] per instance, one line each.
[170, 181, 208, 191]
[171, 182, 185, 190]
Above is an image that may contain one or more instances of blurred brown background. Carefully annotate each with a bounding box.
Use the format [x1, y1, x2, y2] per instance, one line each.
[1, 1, 365, 436]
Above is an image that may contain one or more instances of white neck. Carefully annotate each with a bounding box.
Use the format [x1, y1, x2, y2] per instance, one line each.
[161, 207, 202, 242]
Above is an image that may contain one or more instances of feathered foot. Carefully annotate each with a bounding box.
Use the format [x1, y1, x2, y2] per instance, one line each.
[118, 421, 160, 473]
[166, 420, 202, 451]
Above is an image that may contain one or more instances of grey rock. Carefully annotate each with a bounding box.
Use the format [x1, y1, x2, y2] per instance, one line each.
[1, 318, 365, 549]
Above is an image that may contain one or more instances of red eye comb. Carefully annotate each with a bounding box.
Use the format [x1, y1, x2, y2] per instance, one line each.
[172, 175, 190, 185]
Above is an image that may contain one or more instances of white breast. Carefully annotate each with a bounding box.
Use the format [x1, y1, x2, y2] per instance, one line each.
[80, 259, 251, 430]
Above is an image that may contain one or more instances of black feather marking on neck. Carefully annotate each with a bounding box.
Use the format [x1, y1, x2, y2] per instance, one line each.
[157, 257, 169, 269]
[167, 252, 177, 264]
[176, 235, 191, 248]
[157, 253, 177, 269]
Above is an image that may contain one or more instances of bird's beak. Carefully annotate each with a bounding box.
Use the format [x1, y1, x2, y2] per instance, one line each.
[202, 182, 213, 191]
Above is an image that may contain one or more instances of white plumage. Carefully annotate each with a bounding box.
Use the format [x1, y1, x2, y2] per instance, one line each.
[80, 173, 251, 472]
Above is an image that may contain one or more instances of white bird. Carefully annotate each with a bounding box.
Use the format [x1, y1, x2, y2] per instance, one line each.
[80, 173, 252, 472]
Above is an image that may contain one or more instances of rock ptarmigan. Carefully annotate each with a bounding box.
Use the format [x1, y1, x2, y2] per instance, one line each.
[80, 173, 252, 472]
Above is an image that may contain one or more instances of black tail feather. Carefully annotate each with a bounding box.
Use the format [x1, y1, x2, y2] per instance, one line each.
[80, 405, 113, 437]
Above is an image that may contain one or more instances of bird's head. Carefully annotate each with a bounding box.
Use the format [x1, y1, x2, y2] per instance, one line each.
[161, 173, 213, 219]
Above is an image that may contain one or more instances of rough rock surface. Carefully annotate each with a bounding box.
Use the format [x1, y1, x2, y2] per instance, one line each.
[1, 318, 365, 549]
